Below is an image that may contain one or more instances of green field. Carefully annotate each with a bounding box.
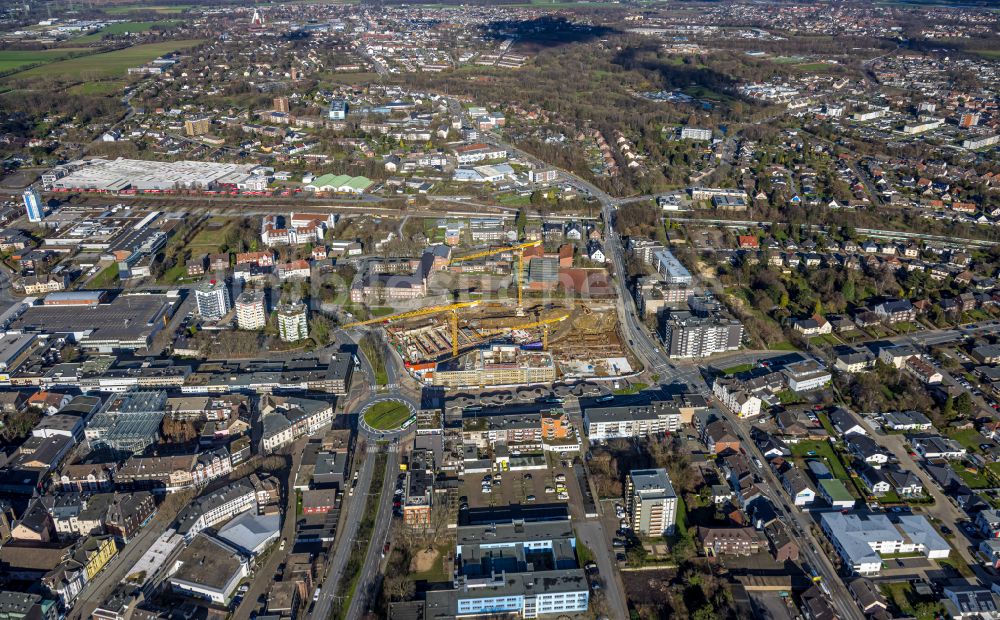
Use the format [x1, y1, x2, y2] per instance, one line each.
[794, 62, 836, 72]
[946, 428, 987, 453]
[187, 220, 233, 252]
[791, 440, 851, 480]
[363, 400, 412, 430]
[104, 4, 193, 14]
[0, 49, 90, 72]
[722, 363, 754, 375]
[12, 39, 203, 80]
[75, 20, 182, 42]
[951, 461, 991, 489]
[87, 263, 120, 289]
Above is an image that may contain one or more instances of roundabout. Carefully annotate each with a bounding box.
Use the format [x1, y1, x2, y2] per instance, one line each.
[358, 396, 417, 436]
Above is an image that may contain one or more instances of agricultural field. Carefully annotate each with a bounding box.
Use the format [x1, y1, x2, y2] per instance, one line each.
[0, 49, 90, 72]
[75, 20, 182, 43]
[103, 4, 193, 14]
[10, 39, 203, 80]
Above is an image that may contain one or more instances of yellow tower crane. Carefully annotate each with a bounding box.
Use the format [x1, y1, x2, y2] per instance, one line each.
[476, 314, 569, 351]
[449, 241, 542, 312]
[340, 301, 481, 329]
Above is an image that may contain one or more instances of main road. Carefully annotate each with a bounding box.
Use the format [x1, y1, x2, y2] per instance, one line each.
[480, 132, 865, 619]
[345, 448, 400, 619]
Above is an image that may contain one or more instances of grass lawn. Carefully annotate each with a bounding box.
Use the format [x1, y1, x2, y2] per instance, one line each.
[816, 412, 837, 436]
[839, 329, 865, 341]
[769, 340, 799, 351]
[722, 363, 754, 375]
[0, 48, 90, 72]
[369, 306, 396, 317]
[496, 192, 531, 207]
[363, 400, 411, 430]
[776, 389, 802, 404]
[613, 381, 649, 396]
[186, 220, 233, 252]
[951, 461, 991, 489]
[75, 20, 181, 42]
[938, 553, 975, 578]
[323, 70, 379, 85]
[987, 462, 1000, 481]
[946, 428, 987, 453]
[794, 62, 836, 72]
[12, 39, 203, 80]
[104, 4, 193, 14]
[810, 334, 840, 347]
[87, 263, 120, 289]
[892, 321, 921, 334]
[881, 581, 946, 619]
[791, 440, 851, 480]
[878, 490, 902, 504]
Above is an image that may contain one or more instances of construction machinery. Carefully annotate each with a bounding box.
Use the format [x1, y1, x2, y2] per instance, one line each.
[342, 300, 481, 358]
[341, 301, 481, 329]
[449, 241, 542, 312]
[476, 314, 569, 351]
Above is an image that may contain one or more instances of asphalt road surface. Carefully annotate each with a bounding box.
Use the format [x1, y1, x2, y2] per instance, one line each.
[346, 448, 400, 619]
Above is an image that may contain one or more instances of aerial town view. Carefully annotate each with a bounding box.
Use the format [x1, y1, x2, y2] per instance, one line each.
[0, 0, 999, 619]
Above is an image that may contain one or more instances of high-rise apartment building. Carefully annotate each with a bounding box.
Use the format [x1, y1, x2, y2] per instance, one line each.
[235, 291, 266, 330]
[276, 303, 308, 342]
[195, 280, 231, 321]
[626, 468, 678, 536]
[23, 187, 42, 223]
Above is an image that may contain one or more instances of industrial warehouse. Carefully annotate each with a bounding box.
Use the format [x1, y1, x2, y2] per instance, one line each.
[44, 158, 266, 193]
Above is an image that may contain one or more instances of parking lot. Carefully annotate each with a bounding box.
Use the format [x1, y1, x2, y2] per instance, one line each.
[461, 462, 577, 510]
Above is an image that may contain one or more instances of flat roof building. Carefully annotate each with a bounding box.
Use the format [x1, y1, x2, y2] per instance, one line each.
[652, 248, 693, 285]
[626, 468, 678, 535]
[84, 390, 167, 458]
[168, 534, 249, 605]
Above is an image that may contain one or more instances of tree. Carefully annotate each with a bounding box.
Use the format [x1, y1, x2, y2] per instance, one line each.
[954, 392, 973, 418]
[842, 278, 856, 303]
[942, 396, 954, 420]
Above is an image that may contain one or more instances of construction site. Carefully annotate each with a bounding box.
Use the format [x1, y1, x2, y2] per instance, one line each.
[340, 240, 634, 386]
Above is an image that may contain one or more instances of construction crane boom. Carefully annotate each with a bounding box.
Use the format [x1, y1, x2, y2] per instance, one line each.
[341, 301, 480, 329]
[449, 240, 541, 264]
[477, 314, 569, 337]
[476, 314, 569, 351]
[449, 241, 542, 311]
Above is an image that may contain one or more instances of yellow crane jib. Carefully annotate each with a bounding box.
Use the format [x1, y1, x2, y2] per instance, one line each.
[448, 240, 542, 264]
[477, 314, 569, 337]
[449, 241, 542, 311]
[476, 314, 568, 351]
[341, 300, 480, 329]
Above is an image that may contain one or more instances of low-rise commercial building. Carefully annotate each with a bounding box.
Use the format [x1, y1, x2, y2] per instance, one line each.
[168, 534, 249, 605]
